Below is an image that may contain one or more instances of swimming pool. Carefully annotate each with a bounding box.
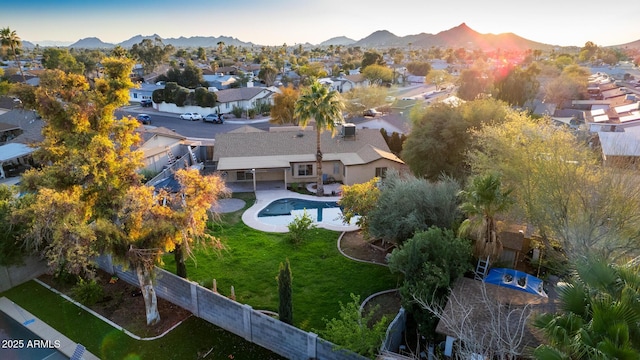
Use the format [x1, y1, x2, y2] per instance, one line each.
[0, 310, 68, 360]
[258, 198, 340, 217]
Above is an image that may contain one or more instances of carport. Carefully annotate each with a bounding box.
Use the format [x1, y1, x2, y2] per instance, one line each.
[0, 143, 35, 179]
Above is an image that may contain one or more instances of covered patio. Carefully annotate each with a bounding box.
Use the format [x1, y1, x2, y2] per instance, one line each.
[0, 143, 35, 179]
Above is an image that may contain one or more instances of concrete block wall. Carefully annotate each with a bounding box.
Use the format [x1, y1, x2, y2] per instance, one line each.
[0, 257, 48, 292]
[153, 270, 194, 312]
[381, 307, 406, 353]
[250, 310, 310, 359]
[96, 255, 368, 360]
[317, 338, 369, 360]
[195, 285, 245, 336]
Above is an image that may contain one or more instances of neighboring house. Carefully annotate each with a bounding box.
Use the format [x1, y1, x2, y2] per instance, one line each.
[0, 108, 44, 145]
[598, 126, 640, 169]
[135, 126, 187, 173]
[213, 86, 275, 114]
[202, 71, 237, 89]
[354, 116, 408, 135]
[533, 102, 556, 117]
[129, 83, 164, 104]
[341, 74, 369, 92]
[213, 127, 406, 191]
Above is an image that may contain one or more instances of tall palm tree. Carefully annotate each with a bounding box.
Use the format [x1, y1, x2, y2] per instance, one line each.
[533, 257, 640, 359]
[294, 80, 344, 197]
[458, 172, 513, 260]
[0, 27, 26, 82]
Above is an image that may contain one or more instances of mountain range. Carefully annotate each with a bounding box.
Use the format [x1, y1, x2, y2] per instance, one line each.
[23, 23, 640, 51]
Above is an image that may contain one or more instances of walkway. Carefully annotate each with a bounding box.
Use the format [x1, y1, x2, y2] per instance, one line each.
[241, 189, 359, 233]
[0, 297, 100, 360]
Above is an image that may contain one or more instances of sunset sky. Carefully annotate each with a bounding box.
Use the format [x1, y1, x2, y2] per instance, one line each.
[4, 0, 639, 47]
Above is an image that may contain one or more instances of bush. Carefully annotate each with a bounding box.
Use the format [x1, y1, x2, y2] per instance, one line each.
[287, 210, 316, 245]
[72, 278, 104, 306]
[231, 105, 243, 118]
[248, 108, 257, 119]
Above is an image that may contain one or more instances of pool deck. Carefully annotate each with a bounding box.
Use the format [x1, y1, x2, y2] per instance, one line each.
[242, 189, 360, 233]
[0, 297, 100, 360]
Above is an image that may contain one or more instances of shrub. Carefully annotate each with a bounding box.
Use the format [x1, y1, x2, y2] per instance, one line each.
[152, 88, 164, 103]
[287, 210, 316, 245]
[174, 88, 190, 107]
[231, 105, 243, 118]
[72, 278, 104, 306]
[248, 108, 257, 119]
[320, 293, 390, 358]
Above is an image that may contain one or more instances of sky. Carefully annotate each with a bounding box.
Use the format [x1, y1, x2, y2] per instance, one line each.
[3, 0, 640, 47]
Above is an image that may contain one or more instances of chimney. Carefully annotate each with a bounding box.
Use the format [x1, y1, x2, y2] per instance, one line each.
[247, 81, 254, 88]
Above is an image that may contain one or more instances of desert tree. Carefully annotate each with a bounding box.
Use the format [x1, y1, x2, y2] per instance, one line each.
[294, 80, 344, 197]
[11, 57, 224, 326]
[469, 112, 640, 264]
[368, 170, 461, 245]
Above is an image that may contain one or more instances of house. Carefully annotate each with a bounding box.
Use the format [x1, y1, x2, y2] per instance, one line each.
[213, 86, 274, 114]
[129, 83, 164, 104]
[340, 74, 369, 92]
[598, 126, 640, 168]
[212, 127, 406, 191]
[202, 70, 238, 89]
[134, 126, 187, 173]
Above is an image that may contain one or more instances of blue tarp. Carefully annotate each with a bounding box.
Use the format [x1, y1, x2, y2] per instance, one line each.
[484, 268, 547, 297]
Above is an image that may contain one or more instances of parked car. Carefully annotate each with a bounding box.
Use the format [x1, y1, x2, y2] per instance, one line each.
[140, 99, 153, 107]
[203, 113, 224, 124]
[179, 112, 202, 121]
[136, 114, 151, 125]
[363, 108, 380, 117]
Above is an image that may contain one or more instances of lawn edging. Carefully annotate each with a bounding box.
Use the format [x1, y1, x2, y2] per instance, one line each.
[337, 231, 390, 267]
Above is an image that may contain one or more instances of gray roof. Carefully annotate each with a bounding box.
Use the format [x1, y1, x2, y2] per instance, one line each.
[0, 110, 43, 144]
[214, 87, 272, 103]
[213, 128, 403, 170]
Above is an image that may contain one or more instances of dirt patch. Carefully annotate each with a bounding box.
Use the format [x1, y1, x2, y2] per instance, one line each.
[363, 291, 402, 326]
[38, 269, 191, 338]
[340, 230, 394, 264]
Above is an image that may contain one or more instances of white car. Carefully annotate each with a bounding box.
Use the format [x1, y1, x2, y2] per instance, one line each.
[179, 112, 202, 121]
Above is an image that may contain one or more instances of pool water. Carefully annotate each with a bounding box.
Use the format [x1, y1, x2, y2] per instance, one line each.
[258, 198, 339, 217]
[0, 310, 68, 360]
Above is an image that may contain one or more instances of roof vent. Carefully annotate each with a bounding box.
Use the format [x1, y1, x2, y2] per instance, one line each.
[296, 132, 304, 138]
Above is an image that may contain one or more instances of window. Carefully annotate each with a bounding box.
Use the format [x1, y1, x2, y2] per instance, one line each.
[296, 164, 314, 177]
[375, 167, 387, 178]
[133, 93, 138, 99]
[236, 171, 253, 181]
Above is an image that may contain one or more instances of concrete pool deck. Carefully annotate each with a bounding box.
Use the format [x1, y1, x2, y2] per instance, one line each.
[242, 189, 360, 233]
[0, 297, 99, 360]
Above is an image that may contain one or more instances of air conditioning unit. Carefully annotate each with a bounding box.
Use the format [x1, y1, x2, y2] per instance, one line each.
[342, 123, 356, 137]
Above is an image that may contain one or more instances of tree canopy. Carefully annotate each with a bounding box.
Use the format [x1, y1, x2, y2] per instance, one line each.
[401, 98, 509, 181]
[368, 170, 461, 245]
[270, 84, 299, 125]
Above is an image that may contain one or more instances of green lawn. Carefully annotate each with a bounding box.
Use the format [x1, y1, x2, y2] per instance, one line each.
[162, 193, 401, 331]
[1, 281, 283, 360]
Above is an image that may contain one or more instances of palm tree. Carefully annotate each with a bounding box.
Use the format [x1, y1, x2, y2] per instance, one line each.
[0, 27, 26, 82]
[533, 257, 640, 359]
[458, 172, 513, 261]
[294, 80, 344, 197]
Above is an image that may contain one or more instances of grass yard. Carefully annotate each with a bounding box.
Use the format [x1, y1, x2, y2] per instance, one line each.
[1, 281, 284, 360]
[162, 193, 401, 331]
